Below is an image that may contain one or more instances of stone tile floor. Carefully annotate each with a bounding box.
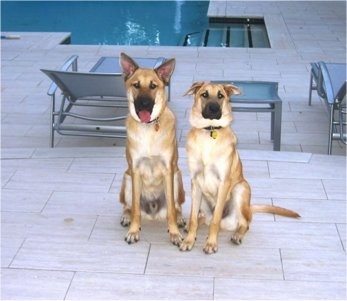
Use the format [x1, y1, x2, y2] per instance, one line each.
[1, 0, 346, 300]
[1, 147, 346, 300]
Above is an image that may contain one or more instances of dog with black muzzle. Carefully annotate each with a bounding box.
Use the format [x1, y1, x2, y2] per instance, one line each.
[180, 82, 300, 254]
[119, 52, 185, 246]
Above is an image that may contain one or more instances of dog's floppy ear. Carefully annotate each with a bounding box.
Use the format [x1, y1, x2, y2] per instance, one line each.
[120, 52, 139, 80]
[155, 58, 176, 85]
[223, 84, 241, 97]
[184, 81, 206, 96]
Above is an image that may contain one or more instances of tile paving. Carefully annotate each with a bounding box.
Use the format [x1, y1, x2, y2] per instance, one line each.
[1, 147, 346, 299]
[1, 0, 346, 300]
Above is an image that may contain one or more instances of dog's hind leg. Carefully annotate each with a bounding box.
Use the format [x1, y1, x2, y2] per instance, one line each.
[228, 181, 252, 245]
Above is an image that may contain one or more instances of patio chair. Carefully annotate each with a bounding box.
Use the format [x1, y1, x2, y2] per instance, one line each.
[308, 61, 346, 154]
[41, 54, 129, 147]
[41, 55, 169, 147]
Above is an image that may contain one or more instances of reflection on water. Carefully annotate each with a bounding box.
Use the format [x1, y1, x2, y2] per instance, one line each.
[174, 1, 183, 34]
[125, 21, 148, 45]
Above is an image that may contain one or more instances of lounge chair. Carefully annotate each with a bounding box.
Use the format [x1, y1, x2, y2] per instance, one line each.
[41, 55, 166, 147]
[308, 61, 346, 154]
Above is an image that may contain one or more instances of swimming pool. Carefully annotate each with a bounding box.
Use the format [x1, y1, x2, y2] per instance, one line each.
[1, 1, 209, 46]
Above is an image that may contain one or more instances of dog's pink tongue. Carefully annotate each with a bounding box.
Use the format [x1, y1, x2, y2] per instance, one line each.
[138, 111, 151, 123]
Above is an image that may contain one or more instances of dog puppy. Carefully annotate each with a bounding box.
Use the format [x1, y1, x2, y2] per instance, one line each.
[119, 52, 185, 246]
[180, 82, 300, 254]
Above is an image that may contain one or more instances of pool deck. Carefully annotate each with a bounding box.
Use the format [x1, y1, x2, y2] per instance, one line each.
[1, 0, 346, 300]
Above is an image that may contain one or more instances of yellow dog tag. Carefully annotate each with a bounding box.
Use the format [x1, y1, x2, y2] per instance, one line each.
[210, 130, 218, 139]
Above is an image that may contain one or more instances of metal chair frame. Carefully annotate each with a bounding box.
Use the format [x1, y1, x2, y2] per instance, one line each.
[308, 62, 346, 154]
[41, 56, 128, 147]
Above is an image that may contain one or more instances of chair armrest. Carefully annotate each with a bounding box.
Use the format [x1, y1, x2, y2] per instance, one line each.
[319, 62, 334, 103]
[46, 55, 79, 96]
[310, 62, 320, 81]
[335, 81, 346, 103]
[60, 55, 79, 72]
[319, 62, 346, 104]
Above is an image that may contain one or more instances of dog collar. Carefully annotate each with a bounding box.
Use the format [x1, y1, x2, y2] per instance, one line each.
[148, 117, 160, 131]
[204, 126, 222, 139]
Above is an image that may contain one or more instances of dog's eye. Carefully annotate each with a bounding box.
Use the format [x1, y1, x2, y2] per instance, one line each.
[218, 91, 224, 99]
[133, 82, 140, 89]
[201, 91, 209, 98]
[149, 82, 157, 90]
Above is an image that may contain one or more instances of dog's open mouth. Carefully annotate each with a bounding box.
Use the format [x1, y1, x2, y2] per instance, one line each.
[135, 96, 154, 123]
[137, 110, 152, 123]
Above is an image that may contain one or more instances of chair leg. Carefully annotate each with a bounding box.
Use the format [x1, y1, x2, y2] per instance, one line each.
[308, 72, 314, 106]
[50, 126, 55, 148]
[328, 105, 334, 155]
[270, 103, 282, 151]
[339, 104, 347, 145]
[270, 111, 274, 140]
[50, 95, 55, 148]
[273, 101, 282, 151]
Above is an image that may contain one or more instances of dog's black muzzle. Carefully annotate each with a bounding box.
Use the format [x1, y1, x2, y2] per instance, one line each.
[134, 96, 154, 114]
[202, 102, 222, 120]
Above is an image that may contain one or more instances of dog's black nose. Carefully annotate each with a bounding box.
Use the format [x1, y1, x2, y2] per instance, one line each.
[208, 102, 220, 113]
[140, 98, 151, 107]
[135, 96, 154, 111]
[202, 102, 222, 120]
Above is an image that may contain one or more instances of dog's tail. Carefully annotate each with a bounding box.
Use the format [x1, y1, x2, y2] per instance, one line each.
[251, 204, 300, 218]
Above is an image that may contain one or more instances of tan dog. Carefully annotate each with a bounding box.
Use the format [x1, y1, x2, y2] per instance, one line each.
[180, 82, 300, 254]
[119, 53, 185, 246]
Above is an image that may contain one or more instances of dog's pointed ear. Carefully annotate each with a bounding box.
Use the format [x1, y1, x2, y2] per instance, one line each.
[120, 52, 139, 80]
[184, 81, 206, 96]
[155, 58, 176, 85]
[223, 84, 241, 97]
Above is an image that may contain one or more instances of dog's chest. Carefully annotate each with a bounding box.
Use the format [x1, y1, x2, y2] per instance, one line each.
[196, 164, 221, 198]
[132, 127, 172, 162]
[128, 123, 175, 185]
[188, 131, 232, 198]
[137, 156, 167, 187]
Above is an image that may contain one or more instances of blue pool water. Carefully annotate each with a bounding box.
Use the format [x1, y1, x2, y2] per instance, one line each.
[1, 1, 209, 46]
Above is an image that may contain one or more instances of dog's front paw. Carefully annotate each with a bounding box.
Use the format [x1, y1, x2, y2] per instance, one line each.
[179, 237, 195, 251]
[169, 230, 183, 246]
[203, 240, 218, 254]
[170, 232, 183, 246]
[124, 229, 140, 244]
